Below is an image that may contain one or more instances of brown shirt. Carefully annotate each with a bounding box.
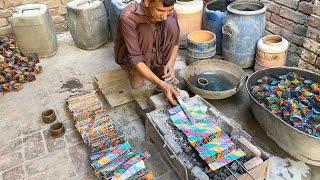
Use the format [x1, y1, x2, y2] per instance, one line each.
[114, 2, 180, 70]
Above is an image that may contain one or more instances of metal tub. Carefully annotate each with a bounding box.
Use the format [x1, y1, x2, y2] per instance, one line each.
[246, 67, 320, 166]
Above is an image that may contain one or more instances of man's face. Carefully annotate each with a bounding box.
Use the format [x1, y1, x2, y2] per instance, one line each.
[144, 1, 174, 22]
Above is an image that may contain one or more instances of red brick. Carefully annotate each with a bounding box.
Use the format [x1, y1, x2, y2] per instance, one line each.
[48, 8, 58, 16]
[279, 6, 308, 24]
[58, 6, 67, 15]
[301, 49, 317, 64]
[266, 11, 271, 21]
[3, 0, 22, 8]
[298, 1, 315, 15]
[288, 43, 298, 53]
[306, 26, 320, 43]
[271, 13, 295, 31]
[0, 9, 11, 18]
[61, 0, 72, 5]
[265, 0, 281, 14]
[273, 0, 299, 9]
[44, 0, 62, 9]
[315, 56, 320, 68]
[264, 30, 273, 37]
[293, 24, 307, 36]
[266, 21, 282, 35]
[52, 15, 65, 24]
[281, 28, 304, 46]
[0, 18, 8, 27]
[54, 22, 68, 33]
[0, 1, 4, 9]
[307, 15, 320, 29]
[304, 38, 320, 55]
[0, 25, 11, 35]
[314, 4, 320, 16]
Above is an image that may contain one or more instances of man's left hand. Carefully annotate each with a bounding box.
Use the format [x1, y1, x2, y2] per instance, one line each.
[163, 61, 176, 83]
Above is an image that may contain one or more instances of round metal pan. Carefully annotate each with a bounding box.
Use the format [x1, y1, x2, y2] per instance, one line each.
[184, 59, 247, 99]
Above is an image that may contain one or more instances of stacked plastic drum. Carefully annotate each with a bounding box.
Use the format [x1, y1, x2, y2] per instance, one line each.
[175, 0, 203, 48]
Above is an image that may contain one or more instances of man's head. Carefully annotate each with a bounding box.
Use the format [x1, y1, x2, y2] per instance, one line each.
[144, 0, 175, 22]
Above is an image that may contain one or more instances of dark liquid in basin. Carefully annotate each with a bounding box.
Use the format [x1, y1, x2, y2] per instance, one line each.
[188, 70, 239, 91]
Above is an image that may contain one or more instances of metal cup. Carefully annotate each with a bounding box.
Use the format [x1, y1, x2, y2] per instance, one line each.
[197, 78, 209, 88]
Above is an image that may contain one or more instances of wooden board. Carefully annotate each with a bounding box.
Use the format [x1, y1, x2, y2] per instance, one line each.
[95, 68, 133, 108]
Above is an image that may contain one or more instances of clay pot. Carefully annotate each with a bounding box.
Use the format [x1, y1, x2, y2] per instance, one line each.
[42, 109, 56, 123]
[254, 35, 289, 71]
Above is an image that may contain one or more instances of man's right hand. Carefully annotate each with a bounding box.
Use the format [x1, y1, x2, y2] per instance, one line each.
[159, 81, 180, 105]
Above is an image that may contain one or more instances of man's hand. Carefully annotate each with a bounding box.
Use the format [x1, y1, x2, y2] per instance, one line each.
[159, 81, 180, 105]
[162, 61, 176, 83]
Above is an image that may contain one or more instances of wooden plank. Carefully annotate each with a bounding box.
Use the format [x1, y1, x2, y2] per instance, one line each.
[95, 68, 134, 108]
[94, 68, 128, 86]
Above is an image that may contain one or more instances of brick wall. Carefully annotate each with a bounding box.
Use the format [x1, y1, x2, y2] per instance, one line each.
[0, 0, 72, 36]
[263, 0, 320, 72]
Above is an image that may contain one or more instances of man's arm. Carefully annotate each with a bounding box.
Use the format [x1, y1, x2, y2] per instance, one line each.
[134, 62, 179, 105]
[163, 45, 179, 82]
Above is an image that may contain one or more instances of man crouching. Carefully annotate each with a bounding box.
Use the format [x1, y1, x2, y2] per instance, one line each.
[115, 0, 180, 105]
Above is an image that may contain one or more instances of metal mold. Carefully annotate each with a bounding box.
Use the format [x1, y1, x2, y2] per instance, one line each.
[50, 122, 65, 137]
[42, 109, 56, 123]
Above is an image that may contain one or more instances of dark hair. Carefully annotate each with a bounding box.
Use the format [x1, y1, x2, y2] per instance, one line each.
[163, 0, 176, 7]
[151, 0, 176, 7]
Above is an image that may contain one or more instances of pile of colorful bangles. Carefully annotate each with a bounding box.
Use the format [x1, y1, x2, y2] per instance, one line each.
[67, 90, 153, 179]
[251, 72, 320, 137]
[0, 36, 41, 97]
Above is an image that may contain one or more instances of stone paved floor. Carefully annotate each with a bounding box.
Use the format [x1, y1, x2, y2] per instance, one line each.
[0, 32, 177, 180]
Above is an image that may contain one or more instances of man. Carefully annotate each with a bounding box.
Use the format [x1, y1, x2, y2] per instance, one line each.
[114, 0, 180, 105]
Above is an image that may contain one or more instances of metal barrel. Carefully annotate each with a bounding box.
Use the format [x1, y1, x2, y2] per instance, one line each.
[186, 30, 216, 64]
[67, 0, 109, 50]
[222, 2, 266, 68]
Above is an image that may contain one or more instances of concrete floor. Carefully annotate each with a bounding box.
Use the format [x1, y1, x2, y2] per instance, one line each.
[0, 32, 319, 180]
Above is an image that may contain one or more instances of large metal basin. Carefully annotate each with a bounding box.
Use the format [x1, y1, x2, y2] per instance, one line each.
[184, 59, 246, 99]
[246, 67, 320, 166]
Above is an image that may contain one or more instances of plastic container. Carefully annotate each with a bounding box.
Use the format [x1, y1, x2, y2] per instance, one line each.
[222, 2, 266, 68]
[174, 0, 203, 47]
[67, 0, 109, 50]
[109, 0, 140, 43]
[186, 30, 216, 64]
[254, 35, 289, 71]
[203, 0, 228, 54]
[11, 4, 57, 57]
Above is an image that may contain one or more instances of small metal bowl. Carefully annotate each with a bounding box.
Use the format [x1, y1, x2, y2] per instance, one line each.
[50, 122, 65, 137]
[42, 109, 56, 124]
[197, 78, 209, 88]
